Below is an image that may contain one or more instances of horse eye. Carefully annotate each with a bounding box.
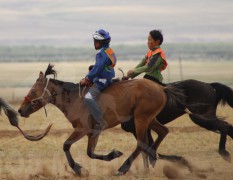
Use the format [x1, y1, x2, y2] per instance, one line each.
[31, 91, 37, 97]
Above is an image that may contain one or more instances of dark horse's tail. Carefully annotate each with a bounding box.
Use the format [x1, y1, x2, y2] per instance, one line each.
[0, 98, 18, 126]
[210, 82, 233, 108]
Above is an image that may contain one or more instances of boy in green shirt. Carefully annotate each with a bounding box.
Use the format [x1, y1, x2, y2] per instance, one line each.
[127, 29, 167, 85]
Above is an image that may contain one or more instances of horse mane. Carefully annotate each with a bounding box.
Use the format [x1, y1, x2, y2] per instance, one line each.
[45, 64, 57, 79]
[50, 79, 78, 92]
[44, 64, 79, 92]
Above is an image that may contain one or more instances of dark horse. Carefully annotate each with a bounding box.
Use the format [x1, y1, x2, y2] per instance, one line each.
[121, 79, 233, 162]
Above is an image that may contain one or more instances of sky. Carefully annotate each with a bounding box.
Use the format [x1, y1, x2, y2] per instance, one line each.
[0, 0, 233, 46]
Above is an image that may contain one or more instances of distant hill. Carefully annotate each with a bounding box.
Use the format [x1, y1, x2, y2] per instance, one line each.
[0, 43, 233, 62]
[0, 0, 232, 46]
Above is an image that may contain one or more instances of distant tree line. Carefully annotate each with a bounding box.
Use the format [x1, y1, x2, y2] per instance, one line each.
[0, 43, 233, 62]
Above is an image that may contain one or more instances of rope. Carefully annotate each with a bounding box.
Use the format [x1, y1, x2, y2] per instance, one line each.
[79, 83, 87, 97]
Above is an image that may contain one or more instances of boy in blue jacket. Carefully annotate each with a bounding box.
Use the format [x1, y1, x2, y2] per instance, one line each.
[80, 29, 117, 137]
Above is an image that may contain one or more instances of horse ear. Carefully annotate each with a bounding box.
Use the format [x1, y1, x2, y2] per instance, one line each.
[39, 71, 44, 79]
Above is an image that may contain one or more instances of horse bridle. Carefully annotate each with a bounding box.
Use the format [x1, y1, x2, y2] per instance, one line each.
[31, 78, 52, 105]
[24, 78, 52, 117]
[25, 77, 88, 116]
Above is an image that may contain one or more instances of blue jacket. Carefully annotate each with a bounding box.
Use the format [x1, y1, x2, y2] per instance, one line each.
[86, 44, 117, 83]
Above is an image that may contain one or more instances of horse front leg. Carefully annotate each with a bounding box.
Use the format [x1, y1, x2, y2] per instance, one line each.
[87, 134, 123, 161]
[63, 129, 87, 176]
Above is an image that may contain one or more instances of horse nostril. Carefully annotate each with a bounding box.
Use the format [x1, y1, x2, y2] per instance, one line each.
[18, 109, 22, 114]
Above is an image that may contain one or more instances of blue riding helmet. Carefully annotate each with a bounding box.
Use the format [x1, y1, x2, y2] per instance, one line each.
[93, 29, 111, 41]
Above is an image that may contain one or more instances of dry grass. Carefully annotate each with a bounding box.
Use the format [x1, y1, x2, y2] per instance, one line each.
[0, 104, 232, 179]
[0, 61, 233, 179]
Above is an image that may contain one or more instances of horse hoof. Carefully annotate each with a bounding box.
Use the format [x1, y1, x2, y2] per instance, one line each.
[219, 150, 231, 162]
[149, 159, 157, 168]
[80, 168, 89, 177]
[108, 149, 123, 160]
[74, 164, 89, 177]
[112, 149, 123, 157]
[114, 171, 125, 176]
[149, 154, 157, 167]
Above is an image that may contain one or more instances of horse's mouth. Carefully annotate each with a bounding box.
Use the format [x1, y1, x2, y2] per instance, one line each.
[19, 113, 30, 118]
[18, 109, 30, 118]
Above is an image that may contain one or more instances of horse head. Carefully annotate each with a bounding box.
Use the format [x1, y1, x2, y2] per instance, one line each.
[18, 64, 56, 117]
[16, 64, 56, 141]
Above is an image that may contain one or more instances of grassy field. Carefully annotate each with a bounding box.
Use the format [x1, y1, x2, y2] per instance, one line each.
[0, 61, 233, 179]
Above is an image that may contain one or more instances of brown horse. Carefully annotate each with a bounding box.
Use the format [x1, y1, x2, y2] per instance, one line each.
[18, 64, 187, 176]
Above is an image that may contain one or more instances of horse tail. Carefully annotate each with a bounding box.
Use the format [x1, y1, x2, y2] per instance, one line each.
[164, 85, 187, 109]
[210, 82, 233, 108]
[0, 98, 18, 126]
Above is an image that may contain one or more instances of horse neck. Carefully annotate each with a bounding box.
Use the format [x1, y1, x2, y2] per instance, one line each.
[48, 79, 80, 116]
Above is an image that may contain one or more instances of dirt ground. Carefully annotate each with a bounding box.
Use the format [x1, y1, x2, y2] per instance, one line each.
[0, 104, 233, 180]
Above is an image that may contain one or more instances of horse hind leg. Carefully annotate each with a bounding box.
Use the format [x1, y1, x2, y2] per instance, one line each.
[189, 112, 233, 162]
[218, 133, 231, 162]
[87, 134, 123, 161]
[148, 119, 169, 167]
[220, 124, 233, 162]
[141, 130, 150, 171]
[116, 117, 152, 175]
[116, 146, 142, 176]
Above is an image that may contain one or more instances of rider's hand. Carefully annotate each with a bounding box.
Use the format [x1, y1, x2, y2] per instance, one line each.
[122, 76, 129, 80]
[127, 70, 134, 77]
[80, 78, 92, 86]
[80, 78, 86, 85]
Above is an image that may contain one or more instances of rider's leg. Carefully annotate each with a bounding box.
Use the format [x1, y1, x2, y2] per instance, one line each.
[84, 84, 104, 136]
[84, 80, 111, 137]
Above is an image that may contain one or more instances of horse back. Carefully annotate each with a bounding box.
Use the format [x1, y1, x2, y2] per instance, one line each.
[99, 79, 166, 124]
[170, 79, 216, 113]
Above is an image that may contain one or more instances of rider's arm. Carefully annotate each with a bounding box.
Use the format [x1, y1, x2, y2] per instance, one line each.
[128, 57, 146, 78]
[86, 52, 106, 81]
[129, 53, 160, 78]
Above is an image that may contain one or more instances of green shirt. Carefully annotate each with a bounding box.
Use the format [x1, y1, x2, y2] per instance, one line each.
[129, 45, 166, 82]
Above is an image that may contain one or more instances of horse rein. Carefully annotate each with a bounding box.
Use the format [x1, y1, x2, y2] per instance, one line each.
[25, 78, 88, 116]
[24, 78, 52, 117]
[78, 83, 88, 97]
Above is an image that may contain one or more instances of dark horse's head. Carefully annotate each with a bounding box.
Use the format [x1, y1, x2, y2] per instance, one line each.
[18, 64, 57, 117]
